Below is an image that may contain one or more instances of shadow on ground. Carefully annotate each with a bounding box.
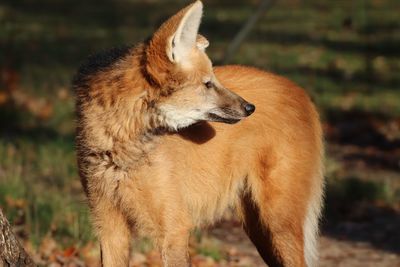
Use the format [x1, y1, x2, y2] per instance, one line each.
[323, 108, 400, 254]
[323, 177, 400, 254]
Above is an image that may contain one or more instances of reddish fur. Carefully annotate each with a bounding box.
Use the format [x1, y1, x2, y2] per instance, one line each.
[75, 2, 324, 267]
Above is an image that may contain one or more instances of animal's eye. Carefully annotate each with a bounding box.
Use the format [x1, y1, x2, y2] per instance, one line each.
[204, 81, 213, 89]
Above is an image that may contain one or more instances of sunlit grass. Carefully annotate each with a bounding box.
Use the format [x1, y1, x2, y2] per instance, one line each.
[0, 137, 92, 247]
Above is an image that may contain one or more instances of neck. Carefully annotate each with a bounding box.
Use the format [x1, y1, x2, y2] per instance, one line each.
[85, 44, 173, 171]
[108, 90, 170, 171]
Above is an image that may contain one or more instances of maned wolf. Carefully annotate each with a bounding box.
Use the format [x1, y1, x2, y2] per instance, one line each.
[74, 1, 324, 266]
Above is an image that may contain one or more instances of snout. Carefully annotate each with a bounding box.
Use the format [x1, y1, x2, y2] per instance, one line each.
[206, 84, 256, 124]
[242, 102, 256, 116]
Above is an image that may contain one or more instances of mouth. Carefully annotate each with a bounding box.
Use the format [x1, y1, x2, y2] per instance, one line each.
[207, 113, 241, 124]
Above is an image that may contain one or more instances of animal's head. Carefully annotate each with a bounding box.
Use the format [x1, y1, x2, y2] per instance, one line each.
[145, 1, 255, 130]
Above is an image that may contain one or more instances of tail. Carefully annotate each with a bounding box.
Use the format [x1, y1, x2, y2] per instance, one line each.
[303, 158, 325, 267]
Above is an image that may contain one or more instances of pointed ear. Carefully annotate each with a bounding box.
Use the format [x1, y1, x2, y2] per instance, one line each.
[166, 1, 203, 63]
[145, 1, 204, 86]
[196, 34, 209, 51]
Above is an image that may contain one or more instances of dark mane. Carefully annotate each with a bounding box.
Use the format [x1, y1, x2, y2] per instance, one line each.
[73, 46, 132, 88]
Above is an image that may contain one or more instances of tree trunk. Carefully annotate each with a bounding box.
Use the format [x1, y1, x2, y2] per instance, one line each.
[0, 208, 34, 267]
[220, 0, 276, 64]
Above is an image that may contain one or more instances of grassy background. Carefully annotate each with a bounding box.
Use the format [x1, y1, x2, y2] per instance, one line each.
[1, 0, 399, 264]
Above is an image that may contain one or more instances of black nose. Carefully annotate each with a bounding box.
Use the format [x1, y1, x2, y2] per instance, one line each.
[243, 103, 255, 116]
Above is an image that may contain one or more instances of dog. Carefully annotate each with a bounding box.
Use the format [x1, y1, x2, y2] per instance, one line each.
[74, 1, 324, 266]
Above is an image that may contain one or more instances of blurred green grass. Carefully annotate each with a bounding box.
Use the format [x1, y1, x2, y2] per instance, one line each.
[0, 0, 400, 259]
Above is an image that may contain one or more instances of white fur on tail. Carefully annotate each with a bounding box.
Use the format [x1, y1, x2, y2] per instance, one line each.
[303, 170, 324, 267]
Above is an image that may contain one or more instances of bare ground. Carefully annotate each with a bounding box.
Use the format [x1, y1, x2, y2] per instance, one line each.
[203, 218, 400, 267]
